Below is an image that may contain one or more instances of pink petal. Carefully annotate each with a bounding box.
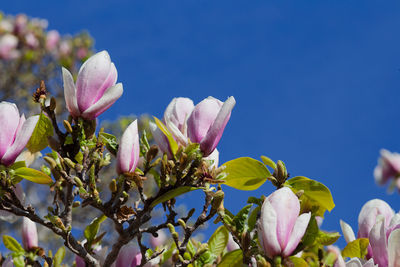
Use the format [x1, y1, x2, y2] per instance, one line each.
[62, 67, 80, 117]
[81, 83, 123, 119]
[115, 244, 137, 267]
[117, 120, 139, 174]
[282, 212, 311, 257]
[163, 97, 194, 133]
[76, 51, 114, 111]
[22, 217, 38, 250]
[204, 148, 219, 169]
[340, 220, 356, 243]
[0, 102, 21, 158]
[2, 115, 39, 166]
[200, 96, 235, 156]
[187, 97, 223, 144]
[369, 217, 388, 267]
[345, 258, 363, 267]
[149, 122, 173, 158]
[92, 62, 118, 104]
[388, 229, 400, 267]
[358, 199, 394, 238]
[268, 187, 300, 250]
[258, 199, 281, 257]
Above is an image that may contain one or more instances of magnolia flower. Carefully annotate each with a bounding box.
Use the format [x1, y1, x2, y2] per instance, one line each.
[163, 97, 194, 146]
[374, 149, 400, 186]
[150, 229, 167, 248]
[25, 32, 39, 48]
[59, 40, 71, 56]
[22, 217, 38, 250]
[63, 50, 123, 120]
[45, 30, 60, 50]
[187, 96, 235, 156]
[0, 34, 19, 60]
[227, 233, 240, 252]
[116, 120, 140, 174]
[0, 102, 39, 166]
[1, 256, 13, 267]
[257, 187, 311, 258]
[369, 214, 400, 267]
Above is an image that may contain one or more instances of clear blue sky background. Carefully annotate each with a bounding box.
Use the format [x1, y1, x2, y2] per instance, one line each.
[3, 1, 400, 248]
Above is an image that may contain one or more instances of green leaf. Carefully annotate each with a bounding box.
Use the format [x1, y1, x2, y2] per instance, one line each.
[53, 246, 66, 267]
[261, 155, 276, 169]
[285, 176, 335, 216]
[150, 186, 200, 208]
[99, 132, 118, 156]
[289, 256, 308, 267]
[3, 235, 24, 252]
[14, 167, 52, 184]
[247, 206, 261, 231]
[161, 242, 176, 264]
[233, 204, 252, 232]
[301, 216, 319, 247]
[12, 255, 25, 267]
[341, 238, 369, 259]
[153, 116, 178, 155]
[10, 161, 26, 170]
[27, 113, 53, 153]
[208, 226, 229, 258]
[315, 231, 340, 246]
[222, 157, 270, 190]
[187, 239, 196, 256]
[218, 249, 243, 267]
[84, 215, 107, 246]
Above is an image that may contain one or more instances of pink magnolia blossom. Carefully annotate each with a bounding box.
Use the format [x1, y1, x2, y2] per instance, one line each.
[187, 96, 235, 156]
[22, 217, 38, 250]
[0, 102, 39, 166]
[116, 120, 140, 174]
[45, 30, 60, 51]
[369, 214, 400, 267]
[0, 34, 19, 60]
[62, 50, 123, 120]
[257, 187, 311, 258]
[25, 32, 39, 48]
[374, 149, 400, 186]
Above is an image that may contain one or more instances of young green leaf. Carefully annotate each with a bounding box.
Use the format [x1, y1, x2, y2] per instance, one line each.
[315, 231, 341, 246]
[217, 249, 243, 267]
[53, 246, 66, 267]
[27, 113, 53, 153]
[233, 204, 252, 233]
[153, 116, 178, 155]
[150, 187, 200, 208]
[247, 206, 261, 231]
[3, 235, 24, 252]
[84, 215, 107, 246]
[99, 132, 118, 156]
[261, 155, 276, 169]
[12, 255, 25, 267]
[288, 256, 308, 267]
[222, 157, 270, 190]
[285, 176, 335, 216]
[208, 226, 229, 258]
[14, 167, 52, 184]
[341, 238, 369, 259]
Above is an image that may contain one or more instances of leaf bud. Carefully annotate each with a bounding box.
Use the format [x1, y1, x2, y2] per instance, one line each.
[178, 219, 186, 229]
[73, 177, 83, 187]
[109, 179, 117, 193]
[75, 164, 83, 173]
[122, 191, 129, 200]
[172, 231, 179, 241]
[187, 208, 195, 219]
[167, 223, 176, 233]
[183, 252, 191, 260]
[63, 157, 76, 169]
[211, 190, 224, 212]
[43, 156, 57, 169]
[49, 97, 57, 111]
[178, 254, 185, 263]
[197, 243, 209, 255]
[63, 120, 73, 134]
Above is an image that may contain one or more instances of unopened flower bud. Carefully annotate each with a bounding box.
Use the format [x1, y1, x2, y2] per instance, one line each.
[63, 120, 73, 133]
[211, 190, 224, 212]
[43, 156, 57, 169]
[63, 157, 76, 169]
[22, 217, 38, 250]
[178, 219, 186, 229]
[73, 177, 83, 187]
[109, 179, 117, 193]
[49, 97, 57, 111]
[167, 223, 176, 233]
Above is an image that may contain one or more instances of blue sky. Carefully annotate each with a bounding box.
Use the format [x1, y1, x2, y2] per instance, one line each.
[3, 1, 400, 247]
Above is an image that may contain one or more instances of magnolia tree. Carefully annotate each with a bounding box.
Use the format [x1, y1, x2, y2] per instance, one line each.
[0, 17, 400, 267]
